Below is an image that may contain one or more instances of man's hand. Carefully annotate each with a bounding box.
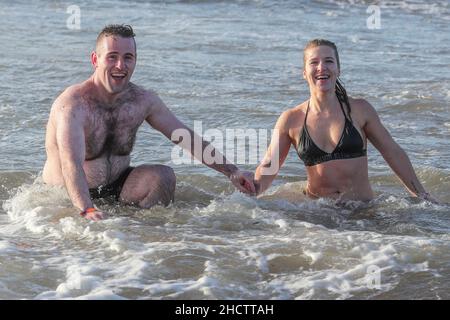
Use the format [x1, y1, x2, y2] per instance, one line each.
[229, 170, 256, 195]
[81, 208, 106, 221]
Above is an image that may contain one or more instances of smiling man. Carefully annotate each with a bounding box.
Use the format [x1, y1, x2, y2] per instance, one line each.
[43, 24, 254, 221]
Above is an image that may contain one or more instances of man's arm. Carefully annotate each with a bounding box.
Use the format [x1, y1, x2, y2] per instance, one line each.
[54, 100, 104, 220]
[145, 93, 255, 194]
[362, 99, 437, 202]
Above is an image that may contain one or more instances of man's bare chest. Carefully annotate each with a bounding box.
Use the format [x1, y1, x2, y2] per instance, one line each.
[85, 104, 146, 160]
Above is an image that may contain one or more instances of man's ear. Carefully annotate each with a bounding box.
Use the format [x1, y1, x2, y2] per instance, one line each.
[91, 51, 98, 69]
[302, 68, 306, 80]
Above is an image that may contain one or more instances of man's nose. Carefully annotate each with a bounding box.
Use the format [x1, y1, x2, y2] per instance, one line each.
[115, 57, 125, 69]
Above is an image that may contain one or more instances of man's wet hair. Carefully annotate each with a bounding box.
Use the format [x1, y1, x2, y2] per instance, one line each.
[96, 24, 136, 52]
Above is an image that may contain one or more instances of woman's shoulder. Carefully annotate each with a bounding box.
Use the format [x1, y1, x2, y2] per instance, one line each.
[349, 97, 376, 110]
[270, 101, 307, 135]
[285, 101, 308, 119]
[349, 97, 378, 115]
[348, 97, 379, 124]
[278, 101, 308, 126]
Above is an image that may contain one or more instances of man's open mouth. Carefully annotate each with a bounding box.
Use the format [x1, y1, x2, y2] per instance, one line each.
[111, 72, 127, 80]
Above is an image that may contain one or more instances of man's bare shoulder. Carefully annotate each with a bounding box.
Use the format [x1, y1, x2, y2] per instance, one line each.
[53, 83, 88, 109]
[50, 83, 90, 123]
[129, 84, 166, 115]
[136, 85, 163, 105]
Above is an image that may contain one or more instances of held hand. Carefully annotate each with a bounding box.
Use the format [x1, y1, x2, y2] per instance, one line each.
[80, 207, 106, 221]
[230, 170, 256, 195]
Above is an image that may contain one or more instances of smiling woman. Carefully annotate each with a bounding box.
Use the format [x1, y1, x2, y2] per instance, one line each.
[253, 39, 439, 203]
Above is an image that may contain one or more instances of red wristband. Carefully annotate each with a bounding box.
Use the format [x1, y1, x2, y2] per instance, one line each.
[80, 207, 96, 217]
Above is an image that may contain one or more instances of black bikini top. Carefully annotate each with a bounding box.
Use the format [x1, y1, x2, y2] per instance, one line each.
[297, 99, 367, 167]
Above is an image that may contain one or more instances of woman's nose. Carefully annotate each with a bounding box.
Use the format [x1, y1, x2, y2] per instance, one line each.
[317, 61, 326, 71]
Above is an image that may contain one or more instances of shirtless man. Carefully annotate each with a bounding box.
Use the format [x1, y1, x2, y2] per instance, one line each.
[43, 24, 255, 221]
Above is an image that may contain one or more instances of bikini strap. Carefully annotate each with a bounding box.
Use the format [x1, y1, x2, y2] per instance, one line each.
[337, 98, 351, 122]
[304, 100, 311, 125]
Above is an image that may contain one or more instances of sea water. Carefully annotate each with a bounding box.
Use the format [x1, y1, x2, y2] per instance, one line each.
[0, 0, 449, 299]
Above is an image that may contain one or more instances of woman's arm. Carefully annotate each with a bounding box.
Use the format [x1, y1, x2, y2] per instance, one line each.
[361, 99, 438, 202]
[254, 110, 294, 195]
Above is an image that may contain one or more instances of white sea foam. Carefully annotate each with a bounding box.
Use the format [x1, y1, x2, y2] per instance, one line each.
[0, 185, 446, 299]
[263, 228, 444, 299]
[1, 180, 449, 299]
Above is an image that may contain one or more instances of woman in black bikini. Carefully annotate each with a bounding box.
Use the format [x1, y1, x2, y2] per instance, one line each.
[252, 39, 437, 202]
